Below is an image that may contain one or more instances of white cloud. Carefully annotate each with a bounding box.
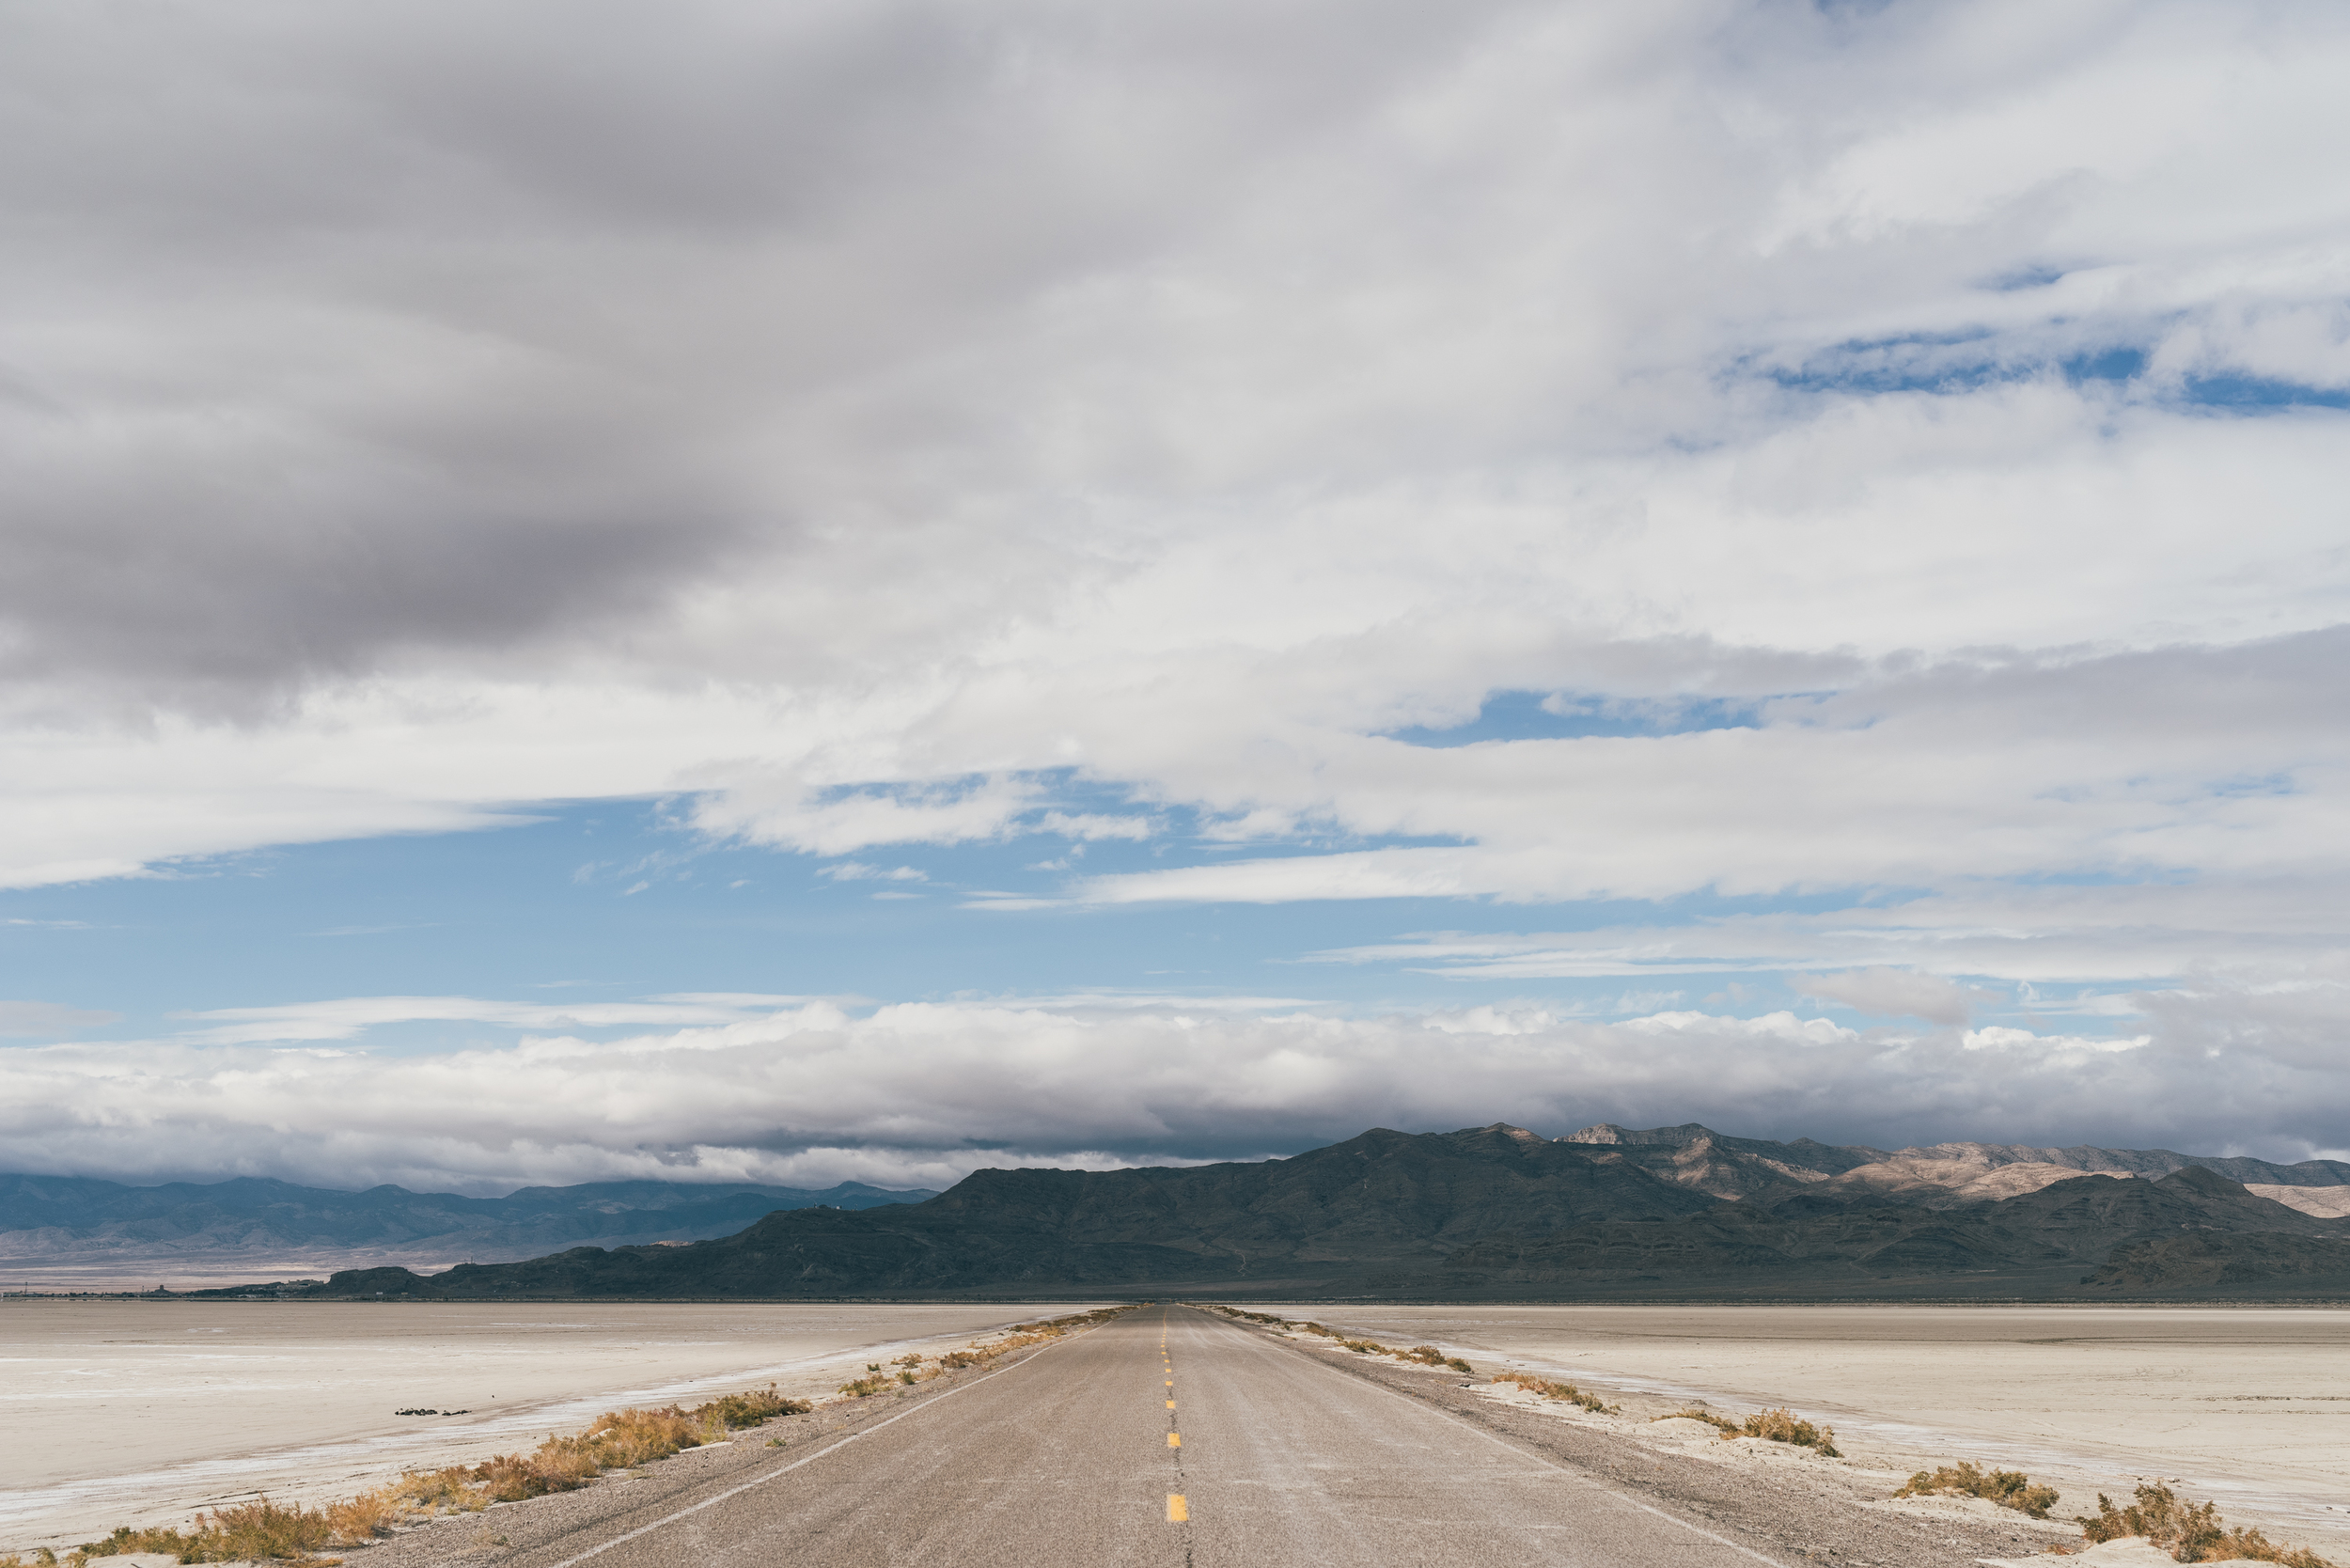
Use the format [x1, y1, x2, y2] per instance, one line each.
[1304, 875, 2350, 988]
[2, 990, 2343, 1191]
[816, 861, 928, 883]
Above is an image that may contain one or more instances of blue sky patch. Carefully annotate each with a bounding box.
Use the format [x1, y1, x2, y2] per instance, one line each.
[1383, 689, 1761, 747]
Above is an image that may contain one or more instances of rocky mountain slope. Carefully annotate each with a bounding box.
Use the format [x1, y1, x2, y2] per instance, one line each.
[248, 1122, 2350, 1302]
[1559, 1122, 2350, 1215]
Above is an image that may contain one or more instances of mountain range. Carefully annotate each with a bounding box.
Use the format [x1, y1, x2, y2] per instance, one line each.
[223, 1121, 2350, 1302]
[0, 1172, 938, 1287]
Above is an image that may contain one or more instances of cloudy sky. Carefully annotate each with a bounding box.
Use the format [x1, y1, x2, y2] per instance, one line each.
[5, 0, 2349, 1194]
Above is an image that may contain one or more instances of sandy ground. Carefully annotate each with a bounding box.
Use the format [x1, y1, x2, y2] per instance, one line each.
[0, 1299, 1092, 1555]
[1282, 1303, 2350, 1560]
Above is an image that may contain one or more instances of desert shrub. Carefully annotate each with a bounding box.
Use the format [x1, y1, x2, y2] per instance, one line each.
[387, 1465, 481, 1513]
[1494, 1373, 1617, 1414]
[1655, 1405, 1835, 1452]
[1737, 1407, 1838, 1456]
[1446, 1357, 1473, 1372]
[2079, 1483, 2334, 1565]
[1403, 1345, 1448, 1365]
[1204, 1304, 1306, 1331]
[324, 1484, 402, 1541]
[588, 1406, 703, 1464]
[1298, 1322, 1337, 1338]
[700, 1387, 811, 1430]
[1897, 1461, 2058, 1518]
[919, 1306, 1136, 1380]
[82, 1497, 336, 1561]
[838, 1375, 891, 1398]
[1659, 1407, 1741, 1433]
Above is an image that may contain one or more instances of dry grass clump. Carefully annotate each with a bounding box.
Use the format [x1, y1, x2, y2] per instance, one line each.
[1203, 1308, 1469, 1372]
[1660, 1406, 1741, 1433]
[1658, 1405, 1838, 1456]
[78, 1497, 339, 1561]
[1897, 1461, 2058, 1518]
[701, 1388, 809, 1429]
[837, 1306, 1137, 1399]
[2077, 1483, 2334, 1565]
[1493, 1373, 1617, 1414]
[1737, 1406, 1839, 1456]
[67, 1385, 815, 1563]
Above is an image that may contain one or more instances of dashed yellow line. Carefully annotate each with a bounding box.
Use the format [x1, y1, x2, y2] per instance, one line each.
[1167, 1494, 1188, 1522]
[1167, 1432, 1181, 1447]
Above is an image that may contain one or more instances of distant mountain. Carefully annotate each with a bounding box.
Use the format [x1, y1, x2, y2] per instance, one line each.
[268, 1124, 1716, 1297]
[241, 1122, 2350, 1302]
[1449, 1164, 2350, 1298]
[1559, 1122, 1888, 1199]
[1561, 1122, 2350, 1215]
[0, 1172, 938, 1281]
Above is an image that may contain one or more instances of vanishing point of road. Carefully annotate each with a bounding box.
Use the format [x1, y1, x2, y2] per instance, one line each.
[493, 1305, 1790, 1568]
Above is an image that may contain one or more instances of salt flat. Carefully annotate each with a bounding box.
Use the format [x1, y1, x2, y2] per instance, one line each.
[1305, 1303, 2350, 1556]
[0, 1299, 1086, 1554]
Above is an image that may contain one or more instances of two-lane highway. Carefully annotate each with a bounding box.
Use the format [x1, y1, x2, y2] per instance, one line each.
[511, 1306, 1786, 1568]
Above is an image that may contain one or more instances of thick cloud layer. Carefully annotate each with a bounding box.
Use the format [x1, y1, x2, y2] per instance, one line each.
[4, 0, 2349, 1181]
[3, 988, 2342, 1194]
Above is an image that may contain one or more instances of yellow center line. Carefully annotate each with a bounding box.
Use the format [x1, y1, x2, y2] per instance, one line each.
[1166, 1399, 1175, 1408]
[1167, 1494, 1187, 1522]
[1167, 1432, 1181, 1447]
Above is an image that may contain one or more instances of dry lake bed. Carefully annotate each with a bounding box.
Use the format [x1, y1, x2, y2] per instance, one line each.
[6, 1300, 2348, 1560]
[1309, 1303, 2350, 1558]
[0, 1299, 1090, 1553]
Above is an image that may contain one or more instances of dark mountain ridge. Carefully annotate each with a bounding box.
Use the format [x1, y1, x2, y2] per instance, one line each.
[0, 1171, 938, 1278]
[247, 1122, 2350, 1302]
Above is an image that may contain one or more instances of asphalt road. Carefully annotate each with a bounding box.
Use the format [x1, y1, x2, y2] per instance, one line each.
[502, 1306, 1791, 1568]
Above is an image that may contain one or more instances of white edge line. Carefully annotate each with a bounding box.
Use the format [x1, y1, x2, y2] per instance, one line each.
[1198, 1310, 1793, 1568]
[538, 1328, 1082, 1568]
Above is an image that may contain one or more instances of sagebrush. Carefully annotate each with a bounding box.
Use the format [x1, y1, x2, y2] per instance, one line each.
[2079, 1482, 2334, 1566]
[1493, 1372, 1616, 1414]
[1896, 1461, 2058, 1518]
[1657, 1405, 1837, 1456]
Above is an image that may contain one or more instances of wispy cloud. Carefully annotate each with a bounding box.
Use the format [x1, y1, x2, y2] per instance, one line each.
[817, 861, 928, 883]
[0, 1000, 120, 1037]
